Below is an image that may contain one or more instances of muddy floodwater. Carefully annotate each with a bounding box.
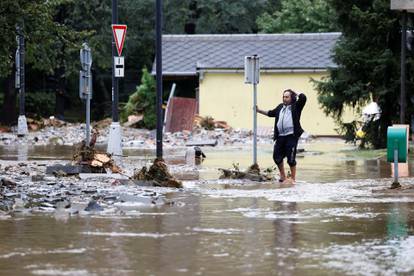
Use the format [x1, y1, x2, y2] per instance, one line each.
[1, 139, 414, 275]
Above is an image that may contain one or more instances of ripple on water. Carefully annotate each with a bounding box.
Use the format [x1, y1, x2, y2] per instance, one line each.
[297, 236, 414, 275]
[198, 179, 414, 204]
[80, 231, 183, 238]
[0, 248, 87, 259]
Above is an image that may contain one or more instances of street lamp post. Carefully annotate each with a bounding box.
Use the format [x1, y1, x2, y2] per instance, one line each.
[391, 0, 414, 124]
[156, 0, 163, 159]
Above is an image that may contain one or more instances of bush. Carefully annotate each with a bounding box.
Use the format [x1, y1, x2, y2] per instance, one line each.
[25, 91, 55, 119]
[121, 68, 156, 129]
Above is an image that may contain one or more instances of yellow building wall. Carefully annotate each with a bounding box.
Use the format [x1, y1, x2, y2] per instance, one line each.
[199, 72, 355, 136]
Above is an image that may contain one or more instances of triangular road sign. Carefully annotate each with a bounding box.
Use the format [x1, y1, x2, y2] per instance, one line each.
[112, 24, 127, 56]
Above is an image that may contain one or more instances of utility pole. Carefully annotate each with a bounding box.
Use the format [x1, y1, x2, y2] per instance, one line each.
[156, 0, 163, 159]
[390, 1, 414, 123]
[16, 25, 28, 137]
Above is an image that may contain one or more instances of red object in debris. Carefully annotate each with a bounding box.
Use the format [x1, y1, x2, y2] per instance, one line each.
[165, 97, 197, 133]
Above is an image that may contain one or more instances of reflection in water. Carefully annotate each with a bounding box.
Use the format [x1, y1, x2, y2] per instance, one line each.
[387, 204, 409, 239]
[17, 143, 28, 161]
[272, 202, 298, 276]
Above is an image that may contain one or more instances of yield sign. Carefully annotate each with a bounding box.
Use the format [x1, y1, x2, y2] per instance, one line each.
[112, 24, 127, 56]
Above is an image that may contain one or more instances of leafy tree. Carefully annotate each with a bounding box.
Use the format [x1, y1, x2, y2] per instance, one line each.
[0, 0, 87, 124]
[315, 0, 403, 148]
[121, 68, 156, 129]
[257, 0, 338, 33]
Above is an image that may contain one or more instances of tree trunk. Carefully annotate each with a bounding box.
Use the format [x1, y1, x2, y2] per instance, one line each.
[184, 0, 197, 34]
[54, 6, 66, 121]
[55, 66, 66, 120]
[0, 73, 17, 125]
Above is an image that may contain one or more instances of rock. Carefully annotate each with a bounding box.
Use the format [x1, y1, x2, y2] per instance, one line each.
[84, 200, 104, 212]
[1, 178, 17, 188]
[82, 189, 97, 194]
[31, 174, 45, 182]
[53, 170, 68, 177]
[40, 202, 55, 208]
[46, 165, 83, 175]
[104, 196, 117, 201]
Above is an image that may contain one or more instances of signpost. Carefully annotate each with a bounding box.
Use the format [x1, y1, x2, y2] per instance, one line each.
[79, 43, 93, 145]
[244, 55, 260, 165]
[16, 26, 28, 137]
[107, 0, 127, 157]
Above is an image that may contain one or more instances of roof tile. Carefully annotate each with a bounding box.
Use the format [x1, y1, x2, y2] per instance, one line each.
[153, 33, 341, 75]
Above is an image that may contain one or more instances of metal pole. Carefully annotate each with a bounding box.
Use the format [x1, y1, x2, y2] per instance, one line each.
[253, 83, 257, 164]
[401, 10, 407, 124]
[394, 149, 399, 184]
[86, 91, 91, 146]
[112, 0, 119, 123]
[156, 0, 163, 159]
[19, 27, 25, 116]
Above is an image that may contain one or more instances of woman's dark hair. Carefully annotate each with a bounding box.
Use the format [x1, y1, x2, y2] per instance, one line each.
[283, 89, 297, 103]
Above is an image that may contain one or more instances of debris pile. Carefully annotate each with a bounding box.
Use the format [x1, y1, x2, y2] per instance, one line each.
[0, 161, 175, 215]
[219, 163, 275, 182]
[72, 129, 121, 173]
[0, 125, 10, 133]
[133, 158, 183, 188]
[123, 115, 144, 128]
[27, 117, 67, 131]
[92, 118, 113, 130]
[194, 115, 231, 130]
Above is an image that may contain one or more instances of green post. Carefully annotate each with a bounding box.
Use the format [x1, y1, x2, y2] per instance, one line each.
[387, 126, 408, 187]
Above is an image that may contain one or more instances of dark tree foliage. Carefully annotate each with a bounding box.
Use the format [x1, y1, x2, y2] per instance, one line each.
[315, 0, 405, 148]
[257, 0, 338, 33]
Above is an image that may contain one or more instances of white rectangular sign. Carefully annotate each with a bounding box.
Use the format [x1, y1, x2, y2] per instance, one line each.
[114, 56, 124, 78]
[244, 56, 260, 84]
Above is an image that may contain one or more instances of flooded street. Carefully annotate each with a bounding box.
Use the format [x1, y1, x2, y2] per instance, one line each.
[1, 139, 414, 275]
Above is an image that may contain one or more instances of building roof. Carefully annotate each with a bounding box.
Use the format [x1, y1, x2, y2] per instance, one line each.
[153, 33, 341, 76]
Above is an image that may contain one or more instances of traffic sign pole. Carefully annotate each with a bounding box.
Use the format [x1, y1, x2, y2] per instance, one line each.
[244, 55, 260, 165]
[107, 0, 125, 157]
[112, 0, 119, 124]
[80, 43, 92, 145]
